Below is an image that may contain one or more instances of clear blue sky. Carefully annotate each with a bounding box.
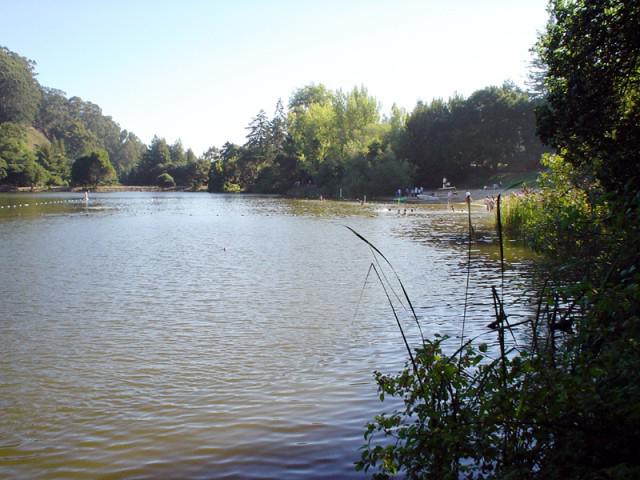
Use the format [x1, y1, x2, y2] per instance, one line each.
[1, 0, 549, 154]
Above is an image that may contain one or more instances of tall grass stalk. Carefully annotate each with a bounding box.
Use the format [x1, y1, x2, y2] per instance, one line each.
[354, 201, 583, 478]
[499, 191, 538, 238]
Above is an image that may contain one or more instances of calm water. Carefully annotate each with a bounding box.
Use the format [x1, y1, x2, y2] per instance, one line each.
[0, 192, 538, 479]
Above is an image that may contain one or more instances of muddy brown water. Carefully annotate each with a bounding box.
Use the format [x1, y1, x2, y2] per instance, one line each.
[1, 192, 538, 479]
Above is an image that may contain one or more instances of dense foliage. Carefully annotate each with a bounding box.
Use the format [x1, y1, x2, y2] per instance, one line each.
[405, 83, 546, 186]
[358, 0, 640, 478]
[71, 149, 116, 187]
[536, 0, 640, 192]
[0, 122, 45, 186]
[0, 46, 41, 124]
[0, 46, 205, 189]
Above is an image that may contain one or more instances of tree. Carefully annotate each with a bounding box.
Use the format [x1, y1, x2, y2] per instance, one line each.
[385, 103, 409, 156]
[333, 86, 381, 156]
[169, 139, 187, 165]
[0, 122, 45, 186]
[405, 98, 461, 186]
[245, 109, 271, 154]
[288, 100, 337, 179]
[36, 89, 137, 180]
[36, 139, 70, 185]
[270, 99, 288, 154]
[288, 84, 338, 181]
[288, 83, 333, 110]
[71, 149, 116, 187]
[61, 120, 99, 161]
[209, 142, 244, 192]
[535, 0, 640, 191]
[35, 87, 71, 138]
[0, 46, 41, 124]
[405, 85, 545, 187]
[112, 130, 145, 177]
[131, 136, 171, 184]
[207, 157, 225, 192]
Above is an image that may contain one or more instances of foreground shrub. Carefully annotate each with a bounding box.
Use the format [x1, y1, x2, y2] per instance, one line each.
[356, 183, 640, 478]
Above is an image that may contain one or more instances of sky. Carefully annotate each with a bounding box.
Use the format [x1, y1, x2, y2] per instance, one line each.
[1, 0, 549, 155]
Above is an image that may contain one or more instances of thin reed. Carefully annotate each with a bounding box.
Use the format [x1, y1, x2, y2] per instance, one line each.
[353, 199, 583, 479]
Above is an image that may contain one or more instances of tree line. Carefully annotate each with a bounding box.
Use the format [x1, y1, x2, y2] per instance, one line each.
[208, 82, 547, 197]
[1, 44, 546, 193]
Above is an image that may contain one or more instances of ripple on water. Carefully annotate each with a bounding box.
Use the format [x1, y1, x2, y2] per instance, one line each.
[0, 193, 539, 478]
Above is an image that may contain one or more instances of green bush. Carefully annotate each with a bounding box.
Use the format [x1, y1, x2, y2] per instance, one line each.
[156, 172, 175, 188]
[223, 181, 242, 193]
[500, 154, 602, 262]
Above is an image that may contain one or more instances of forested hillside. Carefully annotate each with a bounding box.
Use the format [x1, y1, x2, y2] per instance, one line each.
[0, 46, 206, 189]
[1, 45, 547, 194]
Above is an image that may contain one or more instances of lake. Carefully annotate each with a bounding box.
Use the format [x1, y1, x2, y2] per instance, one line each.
[0, 192, 538, 479]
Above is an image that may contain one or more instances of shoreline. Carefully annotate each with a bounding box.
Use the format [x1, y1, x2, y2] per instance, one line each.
[2, 185, 183, 193]
[373, 186, 518, 205]
[1, 186, 521, 205]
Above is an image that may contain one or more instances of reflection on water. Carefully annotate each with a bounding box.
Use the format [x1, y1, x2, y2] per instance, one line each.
[1, 192, 539, 479]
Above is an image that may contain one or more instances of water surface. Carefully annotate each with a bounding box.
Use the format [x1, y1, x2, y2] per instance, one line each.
[0, 192, 538, 479]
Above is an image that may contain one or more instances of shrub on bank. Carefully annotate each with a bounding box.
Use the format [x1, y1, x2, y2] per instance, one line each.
[357, 184, 640, 478]
[156, 172, 175, 188]
[500, 154, 602, 262]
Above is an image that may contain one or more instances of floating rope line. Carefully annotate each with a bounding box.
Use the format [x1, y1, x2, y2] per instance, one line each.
[0, 199, 87, 209]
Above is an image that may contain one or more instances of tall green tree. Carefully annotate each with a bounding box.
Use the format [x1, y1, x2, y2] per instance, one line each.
[169, 139, 187, 165]
[535, 0, 640, 191]
[112, 130, 145, 177]
[71, 149, 116, 187]
[35, 87, 71, 138]
[217, 142, 245, 192]
[385, 103, 409, 156]
[288, 84, 337, 180]
[270, 99, 288, 154]
[235, 102, 295, 192]
[288, 99, 337, 179]
[245, 109, 271, 154]
[131, 136, 171, 184]
[333, 85, 381, 156]
[0, 46, 41, 124]
[61, 120, 99, 160]
[405, 84, 545, 187]
[207, 162, 224, 192]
